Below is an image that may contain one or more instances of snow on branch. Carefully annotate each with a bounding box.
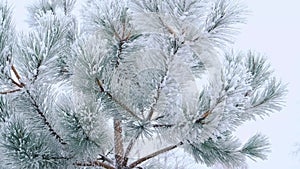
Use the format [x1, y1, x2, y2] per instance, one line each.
[0, 0, 287, 168]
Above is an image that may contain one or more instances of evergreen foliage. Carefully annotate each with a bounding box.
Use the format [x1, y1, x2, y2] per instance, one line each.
[0, 0, 286, 168]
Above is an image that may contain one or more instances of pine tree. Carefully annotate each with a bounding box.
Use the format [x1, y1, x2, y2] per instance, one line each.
[0, 0, 287, 169]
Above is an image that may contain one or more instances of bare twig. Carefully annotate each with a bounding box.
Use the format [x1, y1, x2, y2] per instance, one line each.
[0, 89, 21, 95]
[195, 94, 227, 125]
[114, 32, 122, 40]
[129, 142, 183, 168]
[158, 16, 176, 35]
[74, 161, 115, 169]
[121, 22, 126, 39]
[0, 65, 24, 94]
[152, 124, 174, 128]
[7, 65, 24, 88]
[195, 110, 211, 124]
[11, 65, 21, 80]
[10, 78, 24, 88]
[125, 32, 131, 41]
[98, 154, 114, 165]
[122, 133, 141, 166]
[96, 78, 105, 92]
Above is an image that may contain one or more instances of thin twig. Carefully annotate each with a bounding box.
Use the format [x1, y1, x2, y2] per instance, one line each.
[195, 110, 211, 124]
[74, 161, 115, 169]
[194, 93, 227, 125]
[125, 32, 131, 41]
[5, 65, 65, 145]
[41, 155, 72, 160]
[96, 78, 105, 92]
[129, 142, 183, 168]
[152, 124, 174, 128]
[10, 78, 24, 88]
[158, 16, 176, 35]
[0, 65, 24, 94]
[122, 132, 141, 166]
[121, 22, 126, 39]
[11, 65, 21, 80]
[0, 89, 21, 95]
[7, 65, 24, 88]
[97, 154, 114, 165]
[114, 32, 122, 40]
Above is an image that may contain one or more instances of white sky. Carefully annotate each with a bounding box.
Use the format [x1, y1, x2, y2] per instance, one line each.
[9, 0, 300, 169]
[235, 0, 300, 168]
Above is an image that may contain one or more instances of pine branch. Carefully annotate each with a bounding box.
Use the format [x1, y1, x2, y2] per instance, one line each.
[240, 133, 270, 161]
[128, 142, 183, 168]
[146, 37, 182, 121]
[95, 25, 141, 120]
[4, 62, 66, 144]
[205, 0, 246, 45]
[25, 90, 67, 145]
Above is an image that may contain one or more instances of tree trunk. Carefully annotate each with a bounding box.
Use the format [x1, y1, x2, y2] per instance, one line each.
[114, 118, 124, 169]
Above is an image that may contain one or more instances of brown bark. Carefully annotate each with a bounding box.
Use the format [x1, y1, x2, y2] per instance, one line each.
[195, 110, 211, 124]
[11, 65, 21, 80]
[0, 88, 21, 95]
[128, 142, 183, 168]
[122, 133, 141, 166]
[98, 154, 114, 164]
[114, 119, 124, 169]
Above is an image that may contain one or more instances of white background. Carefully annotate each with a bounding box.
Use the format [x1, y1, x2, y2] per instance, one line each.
[9, 0, 300, 168]
[235, 0, 300, 169]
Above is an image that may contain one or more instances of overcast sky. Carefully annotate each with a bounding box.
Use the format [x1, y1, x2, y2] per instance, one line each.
[9, 0, 300, 169]
[235, 0, 300, 169]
